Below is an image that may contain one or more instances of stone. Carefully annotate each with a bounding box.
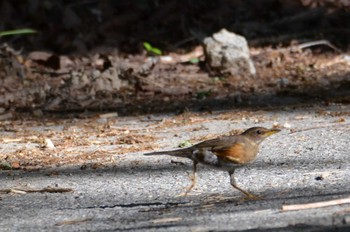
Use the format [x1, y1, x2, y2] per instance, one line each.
[203, 29, 256, 75]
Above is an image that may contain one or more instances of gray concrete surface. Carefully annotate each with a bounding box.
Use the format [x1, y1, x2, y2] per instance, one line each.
[1, 104, 350, 231]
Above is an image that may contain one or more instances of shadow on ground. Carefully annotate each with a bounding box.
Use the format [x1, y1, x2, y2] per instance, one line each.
[45, 77, 350, 117]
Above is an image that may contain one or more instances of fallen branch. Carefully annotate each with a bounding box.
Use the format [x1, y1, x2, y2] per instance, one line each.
[55, 218, 93, 226]
[297, 40, 342, 53]
[282, 196, 350, 211]
[0, 187, 73, 194]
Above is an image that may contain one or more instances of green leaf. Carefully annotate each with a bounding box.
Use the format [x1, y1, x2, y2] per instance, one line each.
[143, 42, 162, 55]
[178, 140, 192, 148]
[189, 58, 199, 64]
[0, 161, 12, 170]
[151, 47, 162, 55]
[196, 90, 212, 100]
[143, 42, 152, 51]
[0, 28, 37, 37]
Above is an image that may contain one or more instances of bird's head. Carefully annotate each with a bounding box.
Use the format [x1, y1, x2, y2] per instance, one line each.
[242, 127, 281, 144]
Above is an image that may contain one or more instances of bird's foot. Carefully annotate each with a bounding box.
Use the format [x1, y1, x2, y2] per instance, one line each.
[176, 186, 197, 197]
[176, 190, 188, 197]
[176, 190, 195, 197]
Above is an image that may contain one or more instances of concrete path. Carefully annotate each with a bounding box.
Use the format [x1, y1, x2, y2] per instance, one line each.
[1, 103, 350, 231]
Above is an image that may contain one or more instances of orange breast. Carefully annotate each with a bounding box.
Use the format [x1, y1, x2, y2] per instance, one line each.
[215, 143, 258, 164]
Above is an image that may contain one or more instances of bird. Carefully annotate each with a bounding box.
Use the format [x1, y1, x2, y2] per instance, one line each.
[144, 127, 280, 199]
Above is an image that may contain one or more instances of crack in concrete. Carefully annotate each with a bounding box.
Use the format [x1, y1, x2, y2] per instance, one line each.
[59, 201, 188, 210]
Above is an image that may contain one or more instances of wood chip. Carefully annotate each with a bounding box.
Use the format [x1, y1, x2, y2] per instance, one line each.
[99, 112, 118, 118]
[10, 189, 27, 194]
[151, 217, 182, 224]
[43, 138, 55, 149]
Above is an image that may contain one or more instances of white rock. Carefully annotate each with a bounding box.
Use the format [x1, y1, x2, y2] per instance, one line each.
[203, 29, 256, 75]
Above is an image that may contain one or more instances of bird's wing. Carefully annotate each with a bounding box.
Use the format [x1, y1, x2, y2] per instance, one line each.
[195, 136, 247, 164]
[213, 142, 247, 164]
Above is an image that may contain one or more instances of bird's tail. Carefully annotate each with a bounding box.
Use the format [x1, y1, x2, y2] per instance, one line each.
[144, 148, 191, 157]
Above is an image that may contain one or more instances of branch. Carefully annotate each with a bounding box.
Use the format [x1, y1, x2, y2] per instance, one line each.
[289, 122, 350, 134]
[0, 187, 73, 194]
[282, 196, 350, 211]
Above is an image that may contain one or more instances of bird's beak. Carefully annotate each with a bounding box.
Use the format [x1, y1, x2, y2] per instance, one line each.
[266, 128, 281, 136]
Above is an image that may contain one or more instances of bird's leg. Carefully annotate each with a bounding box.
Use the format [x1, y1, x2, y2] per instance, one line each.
[228, 171, 261, 200]
[178, 161, 197, 196]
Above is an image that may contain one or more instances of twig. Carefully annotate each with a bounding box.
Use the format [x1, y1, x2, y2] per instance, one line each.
[0, 187, 73, 194]
[171, 160, 186, 165]
[282, 196, 350, 211]
[297, 40, 342, 53]
[55, 218, 93, 226]
[289, 122, 350, 134]
[174, 36, 196, 48]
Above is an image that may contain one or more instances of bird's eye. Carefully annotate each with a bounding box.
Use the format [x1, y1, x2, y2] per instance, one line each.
[256, 130, 262, 134]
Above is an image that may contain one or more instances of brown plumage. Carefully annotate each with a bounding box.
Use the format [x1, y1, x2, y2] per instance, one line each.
[144, 127, 280, 199]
